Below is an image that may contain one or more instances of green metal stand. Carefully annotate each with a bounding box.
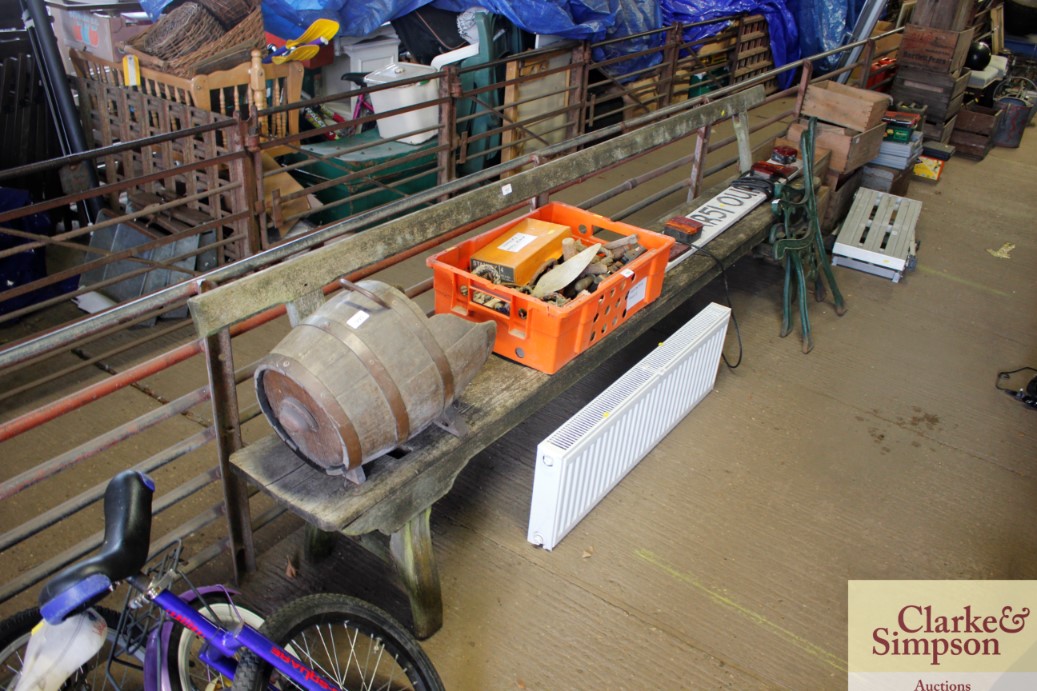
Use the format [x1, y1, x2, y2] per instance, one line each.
[768, 117, 847, 353]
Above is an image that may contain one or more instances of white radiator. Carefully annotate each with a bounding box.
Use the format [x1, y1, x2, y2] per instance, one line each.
[527, 302, 731, 550]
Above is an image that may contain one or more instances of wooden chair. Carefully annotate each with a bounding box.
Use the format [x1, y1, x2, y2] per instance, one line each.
[70, 49, 303, 149]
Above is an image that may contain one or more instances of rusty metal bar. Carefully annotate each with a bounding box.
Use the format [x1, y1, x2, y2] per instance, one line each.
[0, 303, 280, 439]
[0, 469, 224, 604]
[0, 426, 215, 551]
[0, 386, 211, 501]
[0, 341, 203, 442]
[202, 319, 255, 580]
[0, 182, 245, 260]
[0, 321, 191, 403]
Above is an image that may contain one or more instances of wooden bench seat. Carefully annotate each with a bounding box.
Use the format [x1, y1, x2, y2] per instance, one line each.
[188, 85, 768, 638]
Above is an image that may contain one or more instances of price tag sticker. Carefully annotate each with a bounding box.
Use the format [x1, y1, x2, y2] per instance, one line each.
[346, 310, 370, 329]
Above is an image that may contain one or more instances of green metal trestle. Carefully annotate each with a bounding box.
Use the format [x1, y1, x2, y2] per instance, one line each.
[768, 117, 847, 353]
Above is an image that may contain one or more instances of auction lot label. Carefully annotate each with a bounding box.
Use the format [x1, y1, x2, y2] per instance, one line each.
[849, 581, 1037, 690]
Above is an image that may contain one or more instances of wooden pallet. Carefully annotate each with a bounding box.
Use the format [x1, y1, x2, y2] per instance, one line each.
[832, 188, 922, 283]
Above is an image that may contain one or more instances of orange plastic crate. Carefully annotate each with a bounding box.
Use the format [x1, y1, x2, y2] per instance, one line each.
[426, 202, 674, 374]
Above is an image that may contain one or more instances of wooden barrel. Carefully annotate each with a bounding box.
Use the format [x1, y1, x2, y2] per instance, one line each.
[255, 280, 495, 481]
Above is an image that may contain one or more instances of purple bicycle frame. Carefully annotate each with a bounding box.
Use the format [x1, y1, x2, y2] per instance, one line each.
[143, 589, 340, 691]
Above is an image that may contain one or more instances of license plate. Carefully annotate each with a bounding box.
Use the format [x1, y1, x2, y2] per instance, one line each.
[667, 185, 767, 269]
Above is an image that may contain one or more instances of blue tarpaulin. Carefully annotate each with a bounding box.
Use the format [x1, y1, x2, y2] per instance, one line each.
[140, 0, 803, 82]
[785, 0, 866, 74]
[661, 0, 799, 88]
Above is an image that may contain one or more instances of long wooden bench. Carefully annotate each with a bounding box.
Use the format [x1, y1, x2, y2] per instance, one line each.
[187, 85, 769, 638]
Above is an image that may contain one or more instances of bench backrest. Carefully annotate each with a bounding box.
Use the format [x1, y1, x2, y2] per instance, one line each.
[187, 85, 765, 337]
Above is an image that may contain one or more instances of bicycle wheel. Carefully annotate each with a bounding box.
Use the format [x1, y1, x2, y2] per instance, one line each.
[231, 593, 443, 691]
[0, 606, 122, 691]
[163, 594, 265, 691]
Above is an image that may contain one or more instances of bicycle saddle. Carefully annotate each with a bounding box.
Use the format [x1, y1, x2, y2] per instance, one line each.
[340, 71, 369, 88]
[39, 470, 154, 623]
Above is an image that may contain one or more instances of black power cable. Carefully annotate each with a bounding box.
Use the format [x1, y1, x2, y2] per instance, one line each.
[688, 244, 743, 369]
[996, 366, 1037, 410]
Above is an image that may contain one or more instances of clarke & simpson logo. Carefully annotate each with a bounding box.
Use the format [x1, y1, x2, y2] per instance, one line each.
[848, 581, 1037, 691]
[871, 604, 1031, 666]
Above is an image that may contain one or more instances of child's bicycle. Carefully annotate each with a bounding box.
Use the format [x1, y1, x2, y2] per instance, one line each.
[0, 471, 443, 691]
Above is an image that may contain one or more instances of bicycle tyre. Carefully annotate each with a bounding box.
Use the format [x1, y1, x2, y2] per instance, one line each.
[231, 593, 443, 691]
[163, 595, 265, 691]
[0, 606, 122, 691]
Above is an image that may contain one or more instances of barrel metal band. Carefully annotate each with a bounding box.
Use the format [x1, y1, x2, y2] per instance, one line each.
[378, 289, 455, 407]
[274, 355, 364, 471]
[310, 315, 411, 444]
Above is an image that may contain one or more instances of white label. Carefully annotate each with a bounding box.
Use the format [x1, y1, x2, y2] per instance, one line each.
[346, 310, 370, 329]
[501, 183, 513, 196]
[626, 277, 648, 309]
[498, 232, 537, 253]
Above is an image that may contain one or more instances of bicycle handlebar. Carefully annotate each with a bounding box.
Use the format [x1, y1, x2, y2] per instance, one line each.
[39, 470, 155, 623]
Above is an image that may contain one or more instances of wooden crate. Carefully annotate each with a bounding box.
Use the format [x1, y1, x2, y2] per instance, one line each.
[786, 119, 885, 174]
[861, 163, 911, 196]
[892, 67, 969, 120]
[820, 168, 863, 233]
[950, 104, 1003, 159]
[899, 24, 975, 74]
[955, 104, 1003, 134]
[802, 81, 891, 131]
[911, 0, 974, 31]
[922, 114, 958, 143]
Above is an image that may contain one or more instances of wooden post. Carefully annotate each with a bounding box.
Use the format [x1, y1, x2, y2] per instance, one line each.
[731, 111, 753, 174]
[687, 124, 711, 202]
[389, 507, 443, 639]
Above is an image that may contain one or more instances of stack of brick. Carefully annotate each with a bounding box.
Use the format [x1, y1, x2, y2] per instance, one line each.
[890, 0, 976, 143]
[785, 80, 891, 231]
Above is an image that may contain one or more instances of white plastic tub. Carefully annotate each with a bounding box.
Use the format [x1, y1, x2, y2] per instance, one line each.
[364, 63, 440, 145]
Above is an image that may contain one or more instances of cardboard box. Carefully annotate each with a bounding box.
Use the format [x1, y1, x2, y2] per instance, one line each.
[802, 81, 891, 132]
[899, 24, 975, 74]
[786, 120, 885, 173]
[51, 8, 151, 65]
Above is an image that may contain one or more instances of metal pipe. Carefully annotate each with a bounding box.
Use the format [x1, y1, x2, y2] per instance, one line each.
[0, 308, 276, 441]
[0, 321, 191, 403]
[0, 471, 223, 605]
[0, 425, 217, 551]
[19, 0, 101, 220]
[0, 25, 881, 370]
[0, 386, 211, 501]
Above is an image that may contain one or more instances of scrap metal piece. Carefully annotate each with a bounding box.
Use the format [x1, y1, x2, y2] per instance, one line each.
[532, 244, 598, 298]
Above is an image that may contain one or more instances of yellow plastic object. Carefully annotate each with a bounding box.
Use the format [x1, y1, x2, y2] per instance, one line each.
[469, 218, 569, 287]
[272, 44, 319, 64]
[287, 18, 339, 48]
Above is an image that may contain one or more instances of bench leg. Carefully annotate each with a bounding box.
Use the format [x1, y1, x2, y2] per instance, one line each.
[389, 508, 443, 639]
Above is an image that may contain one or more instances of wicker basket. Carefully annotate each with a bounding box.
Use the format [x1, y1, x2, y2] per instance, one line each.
[123, 8, 264, 77]
[195, 0, 256, 29]
[135, 2, 224, 61]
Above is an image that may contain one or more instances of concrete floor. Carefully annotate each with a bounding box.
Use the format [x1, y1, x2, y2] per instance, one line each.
[226, 119, 1037, 688]
[3, 104, 1036, 689]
